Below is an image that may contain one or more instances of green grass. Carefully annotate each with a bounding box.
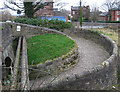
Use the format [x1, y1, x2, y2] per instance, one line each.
[90, 28, 120, 56]
[89, 28, 118, 44]
[27, 34, 75, 65]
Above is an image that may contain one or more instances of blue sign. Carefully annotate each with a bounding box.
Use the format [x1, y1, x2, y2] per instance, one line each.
[39, 16, 66, 22]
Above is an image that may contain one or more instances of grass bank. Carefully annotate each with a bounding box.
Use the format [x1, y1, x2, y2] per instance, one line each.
[89, 28, 118, 44]
[89, 28, 119, 90]
[27, 34, 75, 65]
[89, 28, 119, 55]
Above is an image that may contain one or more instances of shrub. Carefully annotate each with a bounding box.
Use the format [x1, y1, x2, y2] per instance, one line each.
[14, 18, 73, 30]
[1, 27, 4, 30]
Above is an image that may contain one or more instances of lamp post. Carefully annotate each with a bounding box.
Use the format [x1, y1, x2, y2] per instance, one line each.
[80, 0, 82, 27]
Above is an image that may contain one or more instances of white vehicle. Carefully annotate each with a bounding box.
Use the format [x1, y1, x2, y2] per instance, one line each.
[68, 20, 71, 22]
[6, 20, 11, 23]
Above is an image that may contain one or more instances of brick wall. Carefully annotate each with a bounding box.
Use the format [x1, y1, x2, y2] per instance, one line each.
[110, 10, 120, 21]
[35, 2, 54, 17]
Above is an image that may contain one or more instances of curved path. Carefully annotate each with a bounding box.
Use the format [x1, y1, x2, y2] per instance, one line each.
[30, 35, 110, 89]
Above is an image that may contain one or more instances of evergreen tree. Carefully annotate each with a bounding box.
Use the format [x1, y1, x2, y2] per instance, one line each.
[80, 0, 82, 27]
[24, 2, 34, 18]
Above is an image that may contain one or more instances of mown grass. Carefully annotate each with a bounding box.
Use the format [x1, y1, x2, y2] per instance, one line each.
[27, 34, 75, 65]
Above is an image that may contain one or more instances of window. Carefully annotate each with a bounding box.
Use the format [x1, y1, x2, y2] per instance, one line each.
[73, 11, 75, 15]
[5, 57, 12, 67]
[117, 17, 119, 21]
[117, 11, 119, 15]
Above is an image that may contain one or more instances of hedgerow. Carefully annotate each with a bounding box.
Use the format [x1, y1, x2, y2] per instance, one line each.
[15, 18, 73, 30]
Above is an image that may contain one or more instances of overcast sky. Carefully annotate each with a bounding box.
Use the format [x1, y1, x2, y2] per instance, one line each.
[0, 0, 4, 8]
[0, 0, 119, 15]
[0, 0, 105, 10]
[54, 0, 106, 11]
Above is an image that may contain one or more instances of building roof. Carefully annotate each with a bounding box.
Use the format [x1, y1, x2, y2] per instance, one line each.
[71, 5, 90, 11]
[42, 0, 53, 3]
[99, 12, 108, 16]
[54, 11, 67, 16]
[71, 6, 80, 10]
[110, 6, 120, 10]
[33, 0, 54, 5]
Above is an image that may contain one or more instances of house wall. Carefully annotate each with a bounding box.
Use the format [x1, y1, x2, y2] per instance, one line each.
[98, 16, 106, 21]
[105, 16, 109, 21]
[35, 2, 54, 17]
[116, 10, 120, 21]
[71, 10, 80, 16]
[66, 16, 68, 22]
[71, 6, 90, 20]
[111, 10, 120, 21]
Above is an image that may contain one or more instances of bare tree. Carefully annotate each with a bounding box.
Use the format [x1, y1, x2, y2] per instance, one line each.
[91, 7, 99, 22]
[4, 0, 24, 12]
[0, 10, 12, 22]
[102, 0, 120, 11]
[101, 0, 120, 21]
[3, 0, 45, 18]
[54, 0, 69, 10]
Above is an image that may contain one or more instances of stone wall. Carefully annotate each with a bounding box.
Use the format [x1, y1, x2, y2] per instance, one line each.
[65, 28, 115, 55]
[1, 23, 15, 83]
[12, 23, 66, 38]
[21, 37, 30, 90]
[11, 37, 21, 90]
[3, 23, 119, 90]
[10, 23, 79, 80]
[1, 23, 14, 66]
[73, 22, 119, 29]
[31, 28, 119, 90]
[74, 22, 120, 26]
[45, 28, 118, 90]
[30, 44, 79, 80]
[0, 23, 2, 91]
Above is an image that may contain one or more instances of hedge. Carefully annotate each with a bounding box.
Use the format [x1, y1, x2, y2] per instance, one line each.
[14, 18, 73, 30]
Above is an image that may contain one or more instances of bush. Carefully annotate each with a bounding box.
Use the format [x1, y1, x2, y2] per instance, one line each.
[14, 18, 73, 30]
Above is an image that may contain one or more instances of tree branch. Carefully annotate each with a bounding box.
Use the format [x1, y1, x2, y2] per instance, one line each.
[34, 3, 44, 13]
[10, 1, 24, 9]
[4, 1, 24, 11]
